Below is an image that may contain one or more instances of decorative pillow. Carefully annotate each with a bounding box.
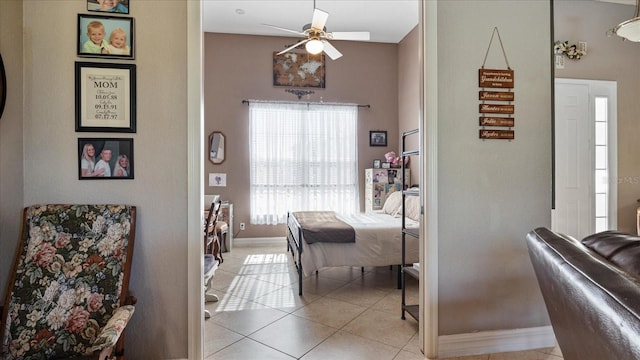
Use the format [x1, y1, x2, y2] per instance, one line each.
[382, 190, 403, 215]
[404, 196, 421, 221]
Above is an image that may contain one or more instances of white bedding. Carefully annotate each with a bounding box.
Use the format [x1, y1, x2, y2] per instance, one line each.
[299, 212, 419, 276]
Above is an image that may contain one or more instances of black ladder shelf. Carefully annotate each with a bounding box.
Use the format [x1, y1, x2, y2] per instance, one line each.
[401, 128, 420, 321]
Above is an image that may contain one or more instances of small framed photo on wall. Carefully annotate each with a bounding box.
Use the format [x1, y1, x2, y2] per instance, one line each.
[87, 0, 130, 14]
[78, 138, 134, 180]
[78, 14, 134, 59]
[370, 130, 387, 147]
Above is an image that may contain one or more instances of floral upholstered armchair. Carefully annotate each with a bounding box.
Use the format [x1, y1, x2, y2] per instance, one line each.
[1, 204, 137, 360]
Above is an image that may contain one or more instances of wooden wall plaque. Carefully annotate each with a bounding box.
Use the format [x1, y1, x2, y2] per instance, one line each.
[479, 129, 514, 140]
[479, 91, 514, 101]
[479, 69, 514, 88]
[479, 104, 514, 114]
[479, 117, 514, 127]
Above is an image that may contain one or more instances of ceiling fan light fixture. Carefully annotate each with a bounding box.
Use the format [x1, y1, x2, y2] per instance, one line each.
[614, 17, 640, 41]
[611, 0, 640, 41]
[305, 38, 324, 54]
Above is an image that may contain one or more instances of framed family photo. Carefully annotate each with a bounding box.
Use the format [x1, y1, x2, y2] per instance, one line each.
[87, 0, 130, 14]
[78, 14, 134, 59]
[75, 62, 136, 133]
[369, 130, 387, 147]
[78, 138, 134, 180]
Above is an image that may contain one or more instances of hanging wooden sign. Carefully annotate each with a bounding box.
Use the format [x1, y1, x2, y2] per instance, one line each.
[479, 91, 514, 101]
[479, 69, 514, 88]
[479, 104, 514, 114]
[478, 27, 515, 140]
[479, 117, 514, 127]
[479, 129, 514, 140]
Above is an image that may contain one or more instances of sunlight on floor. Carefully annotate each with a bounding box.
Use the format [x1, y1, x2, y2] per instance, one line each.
[213, 252, 296, 311]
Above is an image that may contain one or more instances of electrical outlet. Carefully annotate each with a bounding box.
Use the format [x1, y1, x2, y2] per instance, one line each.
[240, 222, 246, 230]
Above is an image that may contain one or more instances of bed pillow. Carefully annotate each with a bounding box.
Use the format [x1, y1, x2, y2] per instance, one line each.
[382, 191, 403, 215]
[404, 196, 421, 221]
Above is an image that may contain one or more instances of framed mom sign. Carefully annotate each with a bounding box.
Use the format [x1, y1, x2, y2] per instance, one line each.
[75, 62, 136, 132]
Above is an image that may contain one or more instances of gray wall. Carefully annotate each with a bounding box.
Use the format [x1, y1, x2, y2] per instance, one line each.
[1, 1, 191, 358]
[555, 0, 640, 234]
[434, 0, 552, 334]
[0, 0, 25, 301]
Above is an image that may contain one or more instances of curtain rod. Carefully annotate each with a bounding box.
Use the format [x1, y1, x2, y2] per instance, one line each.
[241, 100, 370, 108]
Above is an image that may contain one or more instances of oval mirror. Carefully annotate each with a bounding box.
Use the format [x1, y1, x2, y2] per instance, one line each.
[209, 132, 225, 164]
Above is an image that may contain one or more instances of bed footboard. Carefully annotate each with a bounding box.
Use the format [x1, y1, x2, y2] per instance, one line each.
[286, 212, 304, 296]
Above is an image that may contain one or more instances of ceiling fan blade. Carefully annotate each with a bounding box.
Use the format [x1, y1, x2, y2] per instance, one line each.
[311, 8, 329, 30]
[277, 39, 310, 55]
[322, 40, 342, 60]
[328, 31, 370, 41]
[262, 23, 306, 36]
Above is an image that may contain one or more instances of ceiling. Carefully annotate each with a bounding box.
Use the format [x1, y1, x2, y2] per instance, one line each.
[202, 0, 419, 44]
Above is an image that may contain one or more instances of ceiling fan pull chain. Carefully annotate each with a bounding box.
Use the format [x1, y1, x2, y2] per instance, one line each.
[481, 27, 511, 70]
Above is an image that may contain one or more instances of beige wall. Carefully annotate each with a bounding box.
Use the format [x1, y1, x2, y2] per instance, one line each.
[204, 33, 404, 238]
[434, 0, 552, 335]
[13, 1, 190, 357]
[554, 0, 640, 234]
[0, 0, 24, 300]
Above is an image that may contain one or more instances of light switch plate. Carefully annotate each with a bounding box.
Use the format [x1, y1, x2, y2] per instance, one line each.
[555, 54, 565, 69]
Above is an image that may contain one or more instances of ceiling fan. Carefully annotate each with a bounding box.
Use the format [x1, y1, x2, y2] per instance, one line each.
[263, 2, 370, 60]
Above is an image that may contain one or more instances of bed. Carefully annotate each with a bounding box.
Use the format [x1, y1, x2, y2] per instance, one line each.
[286, 191, 420, 295]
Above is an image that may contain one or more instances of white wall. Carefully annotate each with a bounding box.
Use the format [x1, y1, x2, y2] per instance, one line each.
[19, 1, 190, 357]
[433, 0, 552, 335]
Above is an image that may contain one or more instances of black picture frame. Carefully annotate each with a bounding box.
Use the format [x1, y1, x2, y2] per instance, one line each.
[370, 130, 387, 147]
[0, 54, 6, 120]
[75, 62, 136, 133]
[78, 138, 134, 180]
[373, 159, 381, 169]
[87, 0, 130, 14]
[78, 14, 134, 59]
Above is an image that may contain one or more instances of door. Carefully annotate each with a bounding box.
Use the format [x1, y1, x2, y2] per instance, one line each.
[554, 79, 617, 239]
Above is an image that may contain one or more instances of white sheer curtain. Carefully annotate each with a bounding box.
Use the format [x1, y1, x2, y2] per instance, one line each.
[249, 101, 359, 225]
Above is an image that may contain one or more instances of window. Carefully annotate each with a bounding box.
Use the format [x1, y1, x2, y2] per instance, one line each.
[249, 102, 359, 225]
[594, 96, 608, 232]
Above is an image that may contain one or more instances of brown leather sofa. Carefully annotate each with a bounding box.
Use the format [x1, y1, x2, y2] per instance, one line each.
[526, 227, 640, 360]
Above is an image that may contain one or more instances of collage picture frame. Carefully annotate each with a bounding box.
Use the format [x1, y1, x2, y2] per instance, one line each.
[76, 2, 136, 182]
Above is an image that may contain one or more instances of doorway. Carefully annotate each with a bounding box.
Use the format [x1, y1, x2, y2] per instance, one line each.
[553, 78, 617, 240]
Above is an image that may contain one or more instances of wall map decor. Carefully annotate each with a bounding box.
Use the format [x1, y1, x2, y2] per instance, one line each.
[478, 27, 514, 140]
[273, 51, 325, 88]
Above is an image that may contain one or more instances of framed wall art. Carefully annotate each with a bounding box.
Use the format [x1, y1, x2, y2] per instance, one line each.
[78, 14, 134, 59]
[78, 138, 134, 179]
[87, 0, 130, 14]
[273, 51, 325, 88]
[369, 130, 387, 147]
[75, 62, 136, 133]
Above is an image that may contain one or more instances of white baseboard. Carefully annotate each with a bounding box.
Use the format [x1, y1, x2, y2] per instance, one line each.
[438, 326, 556, 358]
[233, 237, 286, 247]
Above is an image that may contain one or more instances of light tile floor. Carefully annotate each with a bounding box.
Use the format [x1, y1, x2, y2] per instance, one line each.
[205, 244, 563, 360]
